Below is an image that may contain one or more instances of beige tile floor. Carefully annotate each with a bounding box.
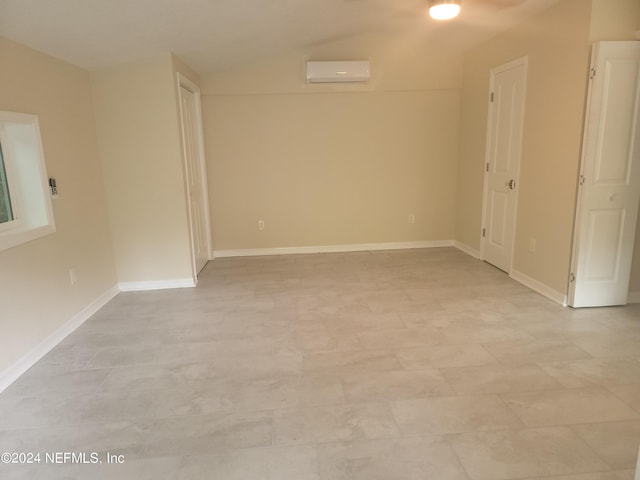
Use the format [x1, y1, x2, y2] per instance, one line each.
[0, 247, 639, 479]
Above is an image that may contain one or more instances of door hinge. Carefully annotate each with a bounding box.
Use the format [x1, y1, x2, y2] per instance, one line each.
[482, 228, 486, 238]
[570, 272, 576, 283]
[490, 92, 494, 102]
[486, 163, 490, 172]
[589, 68, 596, 80]
[579, 174, 586, 186]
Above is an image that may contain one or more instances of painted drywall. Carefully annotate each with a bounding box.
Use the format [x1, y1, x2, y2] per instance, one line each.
[590, 0, 640, 42]
[92, 55, 193, 284]
[201, 32, 464, 96]
[201, 34, 463, 250]
[0, 37, 117, 373]
[455, 0, 592, 296]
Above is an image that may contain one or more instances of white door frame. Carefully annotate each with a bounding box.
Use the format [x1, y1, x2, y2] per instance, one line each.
[480, 56, 528, 273]
[177, 72, 213, 283]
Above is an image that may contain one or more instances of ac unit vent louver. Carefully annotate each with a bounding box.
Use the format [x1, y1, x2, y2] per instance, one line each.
[306, 61, 370, 83]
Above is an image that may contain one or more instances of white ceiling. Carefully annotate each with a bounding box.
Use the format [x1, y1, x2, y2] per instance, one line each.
[0, 0, 561, 73]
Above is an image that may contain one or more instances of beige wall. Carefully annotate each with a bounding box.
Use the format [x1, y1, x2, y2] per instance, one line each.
[202, 33, 463, 96]
[0, 37, 116, 373]
[589, 0, 640, 42]
[201, 35, 463, 250]
[92, 55, 193, 284]
[456, 0, 593, 295]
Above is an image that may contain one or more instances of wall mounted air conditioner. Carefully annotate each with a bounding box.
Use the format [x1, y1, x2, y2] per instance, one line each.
[306, 61, 371, 83]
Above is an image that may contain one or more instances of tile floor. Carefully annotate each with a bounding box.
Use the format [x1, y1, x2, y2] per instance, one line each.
[1, 247, 639, 479]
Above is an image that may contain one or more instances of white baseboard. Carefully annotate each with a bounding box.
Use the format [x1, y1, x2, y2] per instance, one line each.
[510, 269, 567, 306]
[0, 275, 198, 392]
[454, 241, 481, 259]
[213, 240, 455, 258]
[0, 285, 119, 394]
[629, 291, 640, 304]
[118, 278, 195, 291]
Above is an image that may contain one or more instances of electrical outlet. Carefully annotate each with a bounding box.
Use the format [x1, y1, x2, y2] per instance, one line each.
[258, 220, 265, 230]
[69, 267, 77, 285]
[408, 214, 415, 224]
[529, 238, 536, 253]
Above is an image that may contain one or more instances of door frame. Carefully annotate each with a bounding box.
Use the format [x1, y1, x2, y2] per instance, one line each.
[567, 45, 598, 306]
[480, 56, 528, 273]
[177, 72, 213, 283]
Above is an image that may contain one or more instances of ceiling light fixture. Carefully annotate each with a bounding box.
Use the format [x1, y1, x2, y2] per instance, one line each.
[428, 0, 461, 20]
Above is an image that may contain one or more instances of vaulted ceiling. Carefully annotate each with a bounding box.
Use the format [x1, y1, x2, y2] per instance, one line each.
[0, 0, 561, 73]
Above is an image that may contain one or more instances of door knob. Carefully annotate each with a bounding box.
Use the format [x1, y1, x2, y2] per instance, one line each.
[506, 179, 516, 190]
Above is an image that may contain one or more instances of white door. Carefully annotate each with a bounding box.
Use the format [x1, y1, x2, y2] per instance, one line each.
[178, 79, 211, 276]
[569, 41, 640, 308]
[482, 57, 528, 273]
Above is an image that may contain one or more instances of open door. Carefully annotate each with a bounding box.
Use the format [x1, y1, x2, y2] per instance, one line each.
[569, 41, 640, 308]
[177, 74, 212, 278]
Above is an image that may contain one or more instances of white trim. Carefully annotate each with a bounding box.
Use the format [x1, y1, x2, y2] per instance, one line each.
[454, 241, 481, 259]
[628, 291, 640, 304]
[0, 285, 119, 394]
[568, 44, 599, 306]
[0, 112, 56, 253]
[118, 278, 196, 291]
[214, 240, 455, 258]
[510, 269, 567, 306]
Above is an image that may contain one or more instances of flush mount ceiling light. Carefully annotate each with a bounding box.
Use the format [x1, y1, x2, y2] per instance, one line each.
[428, 0, 461, 20]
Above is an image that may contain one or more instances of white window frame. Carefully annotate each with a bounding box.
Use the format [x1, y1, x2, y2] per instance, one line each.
[0, 111, 55, 251]
[0, 141, 17, 229]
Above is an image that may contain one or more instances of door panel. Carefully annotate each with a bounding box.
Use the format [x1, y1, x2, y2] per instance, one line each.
[594, 60, 638, 184]
[493, 84, 518, 174]
[482, 58, 528, 273]
[489, 192, 508, 248]
[569, 41, 640, 307]
[584, 209, 624, 281]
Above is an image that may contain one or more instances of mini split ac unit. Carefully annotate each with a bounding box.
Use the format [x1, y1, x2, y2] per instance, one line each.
[306, 61, 371, 83]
